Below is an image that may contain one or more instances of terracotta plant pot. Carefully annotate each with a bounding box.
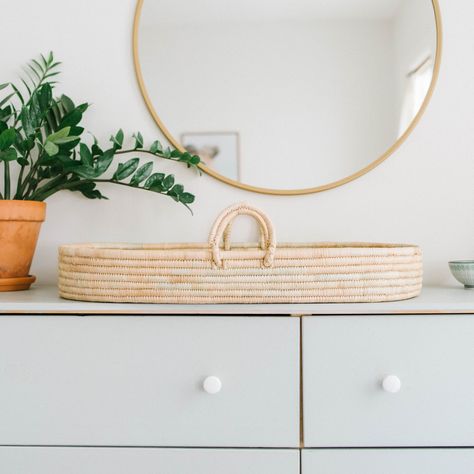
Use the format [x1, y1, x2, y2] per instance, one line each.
[0, 200, 46, 291]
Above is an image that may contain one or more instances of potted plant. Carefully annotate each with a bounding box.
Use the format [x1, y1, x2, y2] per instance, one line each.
[0, 52, 200, 291]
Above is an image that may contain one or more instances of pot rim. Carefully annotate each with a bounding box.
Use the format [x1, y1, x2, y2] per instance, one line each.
[0, 200, 46, 222]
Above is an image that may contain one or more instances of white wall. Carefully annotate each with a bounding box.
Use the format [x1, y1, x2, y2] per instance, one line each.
[140, 19, 398, 189]
[1, 0, 473, 287]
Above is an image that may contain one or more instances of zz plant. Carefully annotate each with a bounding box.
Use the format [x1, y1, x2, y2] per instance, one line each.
[0, 53, 200, 210]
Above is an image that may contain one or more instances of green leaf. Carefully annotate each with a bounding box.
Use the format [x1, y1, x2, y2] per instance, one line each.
[46, 126, 71, 143]
[29, 93, 42, 128]
[91, 143, 103, 156]
[95, 148, 114, 175]
[31, 59, 45, 74]
[26, 63, 42, 82]
[17, 157, 29, 166]
[113, 157, 139, 181]
[59, 109, 83, 128]
[0, 128, 16, 150]
[38, 84, 53, 112]
[73, 165, 99, 179]
[0, 148, 17, 162]
[20, 107, 34, 136]
[20, 78, 33, 99]
[44, 141, 59, 156]
[162, 174, 175, 191]
[144, 172, 165, 189]
[60, 95, 75, 113]
[130, 161, 153, 186]
[133, 132, 144, 149]
[190, 155, 200, 165]
[0, 105, 13, 122]
[163, 147, 172, 158]
[0, 83, 9, 91]
[170, 184, 184, 195]
[0, 92, 15, 109]
[11, 83, 24, 105]
[179, 192, 195, 204]
[111, 129, 124, 149]
[54, 136, 79, 144]
[149, 140, 163, 154]
[69, 126, 84, 137]
[69, 181, 106, 200]
[79, 143, 93, 166]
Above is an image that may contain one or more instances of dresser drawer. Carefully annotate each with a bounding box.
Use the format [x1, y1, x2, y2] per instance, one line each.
[303, 315, 474, 446]
[0, 447, 300, 474]
[302, 449, 474, 474]
[0, 316, 299, 447]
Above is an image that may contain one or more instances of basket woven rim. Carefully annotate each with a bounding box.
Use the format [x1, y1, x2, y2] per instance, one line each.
[60, 242, 420, 251]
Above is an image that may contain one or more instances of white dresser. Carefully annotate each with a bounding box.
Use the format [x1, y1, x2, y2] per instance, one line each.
[0, 286, 472, 473]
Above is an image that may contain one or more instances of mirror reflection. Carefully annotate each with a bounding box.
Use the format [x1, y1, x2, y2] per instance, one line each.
[137, 0, 438, 191]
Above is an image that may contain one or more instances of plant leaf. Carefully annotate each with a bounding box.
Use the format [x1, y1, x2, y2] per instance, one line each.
[46, 126, 71, 143]
[53, 135, 79, 144]
[179, 192, 195, 204]
[111, 129, 124, 149]
[0, 92, 15, 109]
[130, 161, 153, 186]
[149, 140, 163, 154]
[0, 148, 17, 162]
[17, 157, 29, 166]
[69, 180, 107, 200]
[79, 143, 93, 166]
[37, 84, 53, 112]
[170, 184, 184, 195]
[60, 95, 75, 113]
[11, 83, 24, 105]
[0, 128, 16, 150]
[162, 174, 175, 191]
[95, 148, 114, 175]
[133, 131, 143, 149]
[59, 108, 83, 128]
[44, 141, 59, 156]
[113, 157, 139, 181]
[144, 172, 165, 189]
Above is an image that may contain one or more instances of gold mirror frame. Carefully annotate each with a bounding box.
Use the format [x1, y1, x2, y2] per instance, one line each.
[132, 0, 442, 196]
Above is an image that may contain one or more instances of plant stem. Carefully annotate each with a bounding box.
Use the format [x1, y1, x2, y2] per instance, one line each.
[15, 149, 32, 199]
[30, 177, 190, 213]
[22, 151, 44, 199]
[28, 173, 67, 200]
[116, 148, 196, 166]
[15, 166, 26, 199]
[4, 162, 10, 199]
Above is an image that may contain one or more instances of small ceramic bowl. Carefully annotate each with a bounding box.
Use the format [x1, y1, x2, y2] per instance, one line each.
[449, 260, 474, 288]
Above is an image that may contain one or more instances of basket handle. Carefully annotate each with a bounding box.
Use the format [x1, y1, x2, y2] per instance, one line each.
[209, 203, 276, 268]
[223, 221, 265, 251]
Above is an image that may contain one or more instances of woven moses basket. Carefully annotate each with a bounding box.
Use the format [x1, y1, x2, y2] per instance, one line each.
[58, 203, 423, 304]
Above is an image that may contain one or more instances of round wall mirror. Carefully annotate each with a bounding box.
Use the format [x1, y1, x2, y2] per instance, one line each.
[133, 0, 441, 195]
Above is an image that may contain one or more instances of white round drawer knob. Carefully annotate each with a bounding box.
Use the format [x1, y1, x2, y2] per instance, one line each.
[382, 375, 401, 393]
[203, 376, 222, 394]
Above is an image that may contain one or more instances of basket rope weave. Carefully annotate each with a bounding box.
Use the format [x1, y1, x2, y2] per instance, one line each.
[58, 203, 423, 303]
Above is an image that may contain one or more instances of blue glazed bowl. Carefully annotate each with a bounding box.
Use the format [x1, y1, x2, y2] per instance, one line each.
[449, 260, 474, 288]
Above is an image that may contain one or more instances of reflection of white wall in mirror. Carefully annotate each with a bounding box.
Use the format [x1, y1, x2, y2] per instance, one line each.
[393, 0, 436, 136]
[141, 20, 397, 188]
[139, 0, 436, 190]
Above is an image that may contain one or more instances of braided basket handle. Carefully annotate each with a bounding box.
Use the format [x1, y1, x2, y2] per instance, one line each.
[223, 221, 265, 251]
[209, 203, 276, 268]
